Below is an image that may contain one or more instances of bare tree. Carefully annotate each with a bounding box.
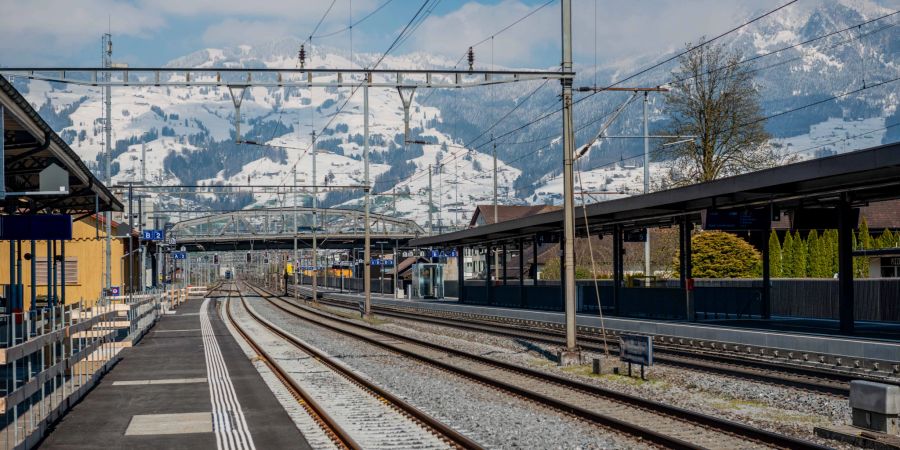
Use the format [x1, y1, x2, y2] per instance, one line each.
[663, 39, 774, 184]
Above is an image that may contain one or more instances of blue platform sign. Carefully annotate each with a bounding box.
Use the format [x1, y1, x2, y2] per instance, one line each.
[0, 214, 72, 240]
[142, 229, 165, 241]
[109, 286, 120, 296]
[428, 249, 458, 258]
[172, 251, 187, 260]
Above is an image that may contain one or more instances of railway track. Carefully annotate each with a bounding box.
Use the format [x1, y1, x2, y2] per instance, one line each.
[252, 283, 830, 450]
[222, 283, 481, 450]
[300, 289, 859, 397]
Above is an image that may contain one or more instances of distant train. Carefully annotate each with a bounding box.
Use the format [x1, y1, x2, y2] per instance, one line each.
[298, 264, 353, 278]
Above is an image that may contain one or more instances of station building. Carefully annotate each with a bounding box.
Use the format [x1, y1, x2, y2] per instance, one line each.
[1, 75, 125, 310]
[0, 215, 135, 309]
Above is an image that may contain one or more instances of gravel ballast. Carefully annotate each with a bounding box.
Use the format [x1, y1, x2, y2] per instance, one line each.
[246, 297, 650, 450]
[311, 302, 852, 447]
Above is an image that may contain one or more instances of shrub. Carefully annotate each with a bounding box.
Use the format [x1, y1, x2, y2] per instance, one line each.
[677, 231, 761, 278]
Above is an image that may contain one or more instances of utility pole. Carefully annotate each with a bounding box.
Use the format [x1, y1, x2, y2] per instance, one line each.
[140, 142, 146, 291]
[426, 164, 433, 235]
[293, 166, 298, 299]
[559, 0, 580, 363]
[128, 183, 133, 300]
[311, 130, 318, 303]
[493, 136, 499, 281]
[103, 33, 113, 296]
[643, 92, 651, 277]
[363, 82, 372, 317]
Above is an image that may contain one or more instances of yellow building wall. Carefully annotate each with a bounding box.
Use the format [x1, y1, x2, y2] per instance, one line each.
[0, 218, 128, 309]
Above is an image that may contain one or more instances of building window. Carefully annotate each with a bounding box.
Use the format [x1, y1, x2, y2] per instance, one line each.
[35, 258, 78, 285]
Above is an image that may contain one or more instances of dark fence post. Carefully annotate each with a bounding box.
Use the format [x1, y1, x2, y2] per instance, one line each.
[485, 245, 492, 304]
[457, 245, 465, 302]
[762, 206, 772, 320]
[838, 196, 855, 333]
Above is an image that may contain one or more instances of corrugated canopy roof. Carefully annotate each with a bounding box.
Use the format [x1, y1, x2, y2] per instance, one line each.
[1, 75, 122, 215]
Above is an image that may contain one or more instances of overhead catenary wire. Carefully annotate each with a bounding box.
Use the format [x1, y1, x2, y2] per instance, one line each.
[261, 0, 341, 145]
[312, 0, 395, 39]
[450, 0, 803, 153]
[275, 0, 437, 187]
[413, 3, 895, 195]
[538, 76, 900, 188]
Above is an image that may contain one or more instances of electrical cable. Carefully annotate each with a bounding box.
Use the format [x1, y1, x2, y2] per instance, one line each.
[539, 77, 900, 187]
[276, 0, 436, 187]
[312, 0, 395, 39]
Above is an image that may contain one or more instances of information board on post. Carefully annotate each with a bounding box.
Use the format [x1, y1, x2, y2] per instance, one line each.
[619, 334, 653, 378]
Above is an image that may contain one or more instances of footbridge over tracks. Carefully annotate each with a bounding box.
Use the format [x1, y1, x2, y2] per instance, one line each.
[170, 207, 425, 251]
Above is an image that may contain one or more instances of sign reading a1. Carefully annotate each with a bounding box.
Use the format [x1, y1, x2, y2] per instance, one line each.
[141, 229, 165, 241]
[172, 251, 187, 260]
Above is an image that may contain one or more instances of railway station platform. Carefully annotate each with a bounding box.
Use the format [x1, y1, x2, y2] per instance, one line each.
[291, 284, 900, 367]
[38, 291, 309, 449]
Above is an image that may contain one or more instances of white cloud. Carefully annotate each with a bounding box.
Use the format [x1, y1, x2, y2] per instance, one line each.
[142, 0, 377, 20]
[407, 0, 558, 67]
[202, 19, 297, 47]
[0, 0, 164, 63]
[406, 0, 786, 67]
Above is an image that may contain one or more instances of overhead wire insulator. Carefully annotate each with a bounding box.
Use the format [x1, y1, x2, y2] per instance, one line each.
[298, 44, 307, 69]
[467, 47, 474, 72]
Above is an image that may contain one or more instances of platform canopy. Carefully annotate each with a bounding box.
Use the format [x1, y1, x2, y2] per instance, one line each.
[1, 76, 122, 215]
[411, 141, 900, 247]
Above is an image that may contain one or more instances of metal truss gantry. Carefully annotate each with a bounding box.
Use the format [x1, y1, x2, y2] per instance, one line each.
[169, 207, 424, 247]
[0, 67, 571, 89]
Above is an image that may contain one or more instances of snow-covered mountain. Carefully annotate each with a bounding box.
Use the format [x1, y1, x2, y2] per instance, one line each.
[8, 0, 899, 227]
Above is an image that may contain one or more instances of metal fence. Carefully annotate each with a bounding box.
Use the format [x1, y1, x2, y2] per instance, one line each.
[298, 275, 395, 296]
[456, 278, 900, 322]
[0, 291, 170, 449]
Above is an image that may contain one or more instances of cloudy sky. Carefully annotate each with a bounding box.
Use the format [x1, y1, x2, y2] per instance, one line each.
[0, 0, 784, 68]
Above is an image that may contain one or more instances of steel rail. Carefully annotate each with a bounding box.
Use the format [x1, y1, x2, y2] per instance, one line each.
[296, 286, 900, 395]
[307, 293, 858, 396]
[251, 283, 829, 450]
[234, 283, 483, 450]
[220, 284, 361, 450]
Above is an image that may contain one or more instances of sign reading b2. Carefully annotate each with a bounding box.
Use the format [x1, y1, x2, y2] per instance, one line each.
[141, 229, 165, 241]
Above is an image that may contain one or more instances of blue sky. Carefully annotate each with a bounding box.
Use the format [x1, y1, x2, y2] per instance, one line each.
[0, 0, 781, 68]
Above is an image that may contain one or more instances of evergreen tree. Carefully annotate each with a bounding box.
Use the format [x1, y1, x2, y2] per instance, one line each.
[821, 230, 837, 278]
[768, 230, 782, 277]
[782, 232, 795, 277]
[859, 216, 873, 249]
[852, 233, 865, 278]
[807, 229, 821, 277]
[793, 230, 807, 278]
[876, 229, 897, 249]
[856, 217, 872, 278]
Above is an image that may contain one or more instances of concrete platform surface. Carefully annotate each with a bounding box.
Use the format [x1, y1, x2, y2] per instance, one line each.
[38, 293, 311, 450]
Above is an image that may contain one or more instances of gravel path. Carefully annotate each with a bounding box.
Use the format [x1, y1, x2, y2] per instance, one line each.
[246, 296, 650, 450]
[312, 303, 851, 448]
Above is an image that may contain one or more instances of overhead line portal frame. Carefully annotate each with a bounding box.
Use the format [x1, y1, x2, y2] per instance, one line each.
[0, 67, 572, 89]
[4, 60, 576, 343]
